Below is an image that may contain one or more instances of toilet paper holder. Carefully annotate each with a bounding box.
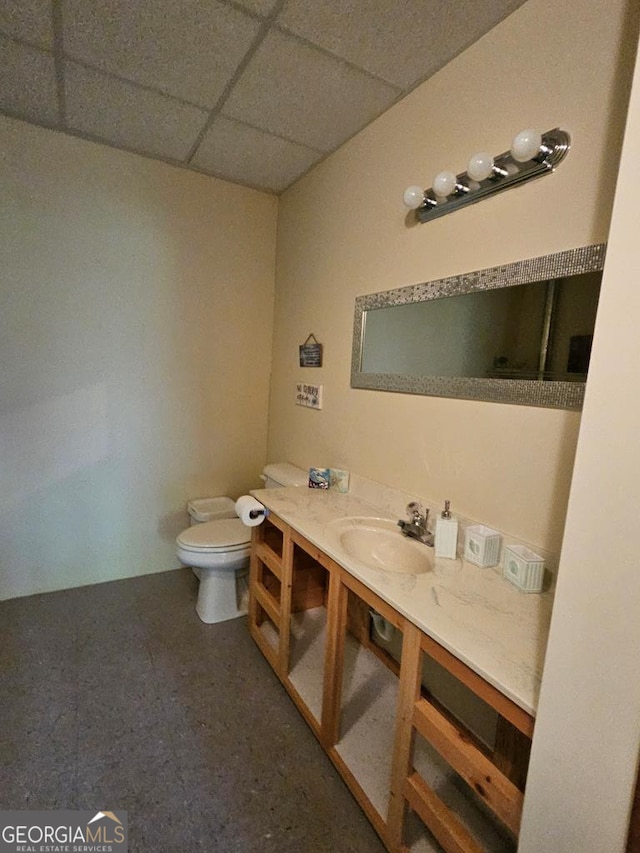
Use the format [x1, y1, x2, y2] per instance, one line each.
[235, 495, 269, 526]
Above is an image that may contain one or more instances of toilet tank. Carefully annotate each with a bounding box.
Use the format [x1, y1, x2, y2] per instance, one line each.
[187, 496, 237, 525]
[261, 463, 308, 489]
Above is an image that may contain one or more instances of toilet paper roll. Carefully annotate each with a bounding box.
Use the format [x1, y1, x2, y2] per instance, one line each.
[235, 495, 268, 527]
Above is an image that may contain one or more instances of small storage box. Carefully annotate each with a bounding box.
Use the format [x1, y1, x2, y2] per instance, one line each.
[187, 497, 237, 525]
[464, 525, 502, 567]
[503, 545, 545, 593]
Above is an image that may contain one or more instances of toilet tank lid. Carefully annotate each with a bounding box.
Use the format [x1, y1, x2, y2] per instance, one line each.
[262, 462, 308, 487]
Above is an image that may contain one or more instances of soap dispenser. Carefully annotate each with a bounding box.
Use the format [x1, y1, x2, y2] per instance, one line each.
[435, 500, 458, 559]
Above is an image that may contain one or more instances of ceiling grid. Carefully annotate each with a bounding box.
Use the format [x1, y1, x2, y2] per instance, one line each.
[0, 0, 527, 193]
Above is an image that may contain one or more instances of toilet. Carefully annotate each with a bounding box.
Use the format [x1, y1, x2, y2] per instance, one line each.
[176, 463, 308, 624]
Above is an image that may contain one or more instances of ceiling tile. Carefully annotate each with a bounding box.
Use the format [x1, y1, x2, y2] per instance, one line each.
[0, 35, 59, 125]
[0, 0, 54, 49]
[223, 29, 399, 152]
[192, 115, 322, 192]
[398, 0, 528, 83]
[65, 62, 208, 161]
[233, 0, 281, 17]
[61, 0, 262, 108]
[278, 0, 526, 89]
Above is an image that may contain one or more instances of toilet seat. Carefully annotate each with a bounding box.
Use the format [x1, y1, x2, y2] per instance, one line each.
[176, 518, 250, 554]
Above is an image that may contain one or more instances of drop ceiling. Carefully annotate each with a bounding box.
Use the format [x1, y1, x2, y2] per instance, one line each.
[0, 0, 527, 194]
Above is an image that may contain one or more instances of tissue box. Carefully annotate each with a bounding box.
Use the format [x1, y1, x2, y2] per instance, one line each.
[503, 545, 545, 593]
[464, 525, 502, 567]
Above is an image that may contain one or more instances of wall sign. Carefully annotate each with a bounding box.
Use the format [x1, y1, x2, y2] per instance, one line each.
[296, 383, 323, 409]
[299, 333, 323, 367]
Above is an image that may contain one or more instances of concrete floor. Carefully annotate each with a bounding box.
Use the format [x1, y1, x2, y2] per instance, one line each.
[0, 569, 386, 852]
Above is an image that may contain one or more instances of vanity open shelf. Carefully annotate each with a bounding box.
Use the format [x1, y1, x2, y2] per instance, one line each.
[249, 512, 534, 852]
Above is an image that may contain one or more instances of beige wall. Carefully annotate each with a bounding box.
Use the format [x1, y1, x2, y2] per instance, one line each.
[270, 0, 639, 554]
[0, 117, 277, 599]
[520, 36, 640, 851]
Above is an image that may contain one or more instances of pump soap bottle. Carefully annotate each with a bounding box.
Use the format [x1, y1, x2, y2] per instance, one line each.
[435, 500, 458, 559]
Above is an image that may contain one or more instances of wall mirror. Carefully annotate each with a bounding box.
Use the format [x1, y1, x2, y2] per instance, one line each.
[351, 244, 606, 409]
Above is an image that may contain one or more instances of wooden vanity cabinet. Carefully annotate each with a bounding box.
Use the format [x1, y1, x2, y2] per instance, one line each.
[387, 624, 532, 852]
[248, 513, 290, 675]
[248, 514, 534, 853]
[249, 518, 332, 733]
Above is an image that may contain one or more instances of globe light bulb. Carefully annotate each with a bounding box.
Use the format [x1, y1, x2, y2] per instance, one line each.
[510, 129, 542, 163]
[467, 151, 494, 182]
[432, 170, 457, 198]
[403, 185, 425, 210]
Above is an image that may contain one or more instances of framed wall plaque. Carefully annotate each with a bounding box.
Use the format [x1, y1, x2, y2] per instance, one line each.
[299, 334, 323, 367]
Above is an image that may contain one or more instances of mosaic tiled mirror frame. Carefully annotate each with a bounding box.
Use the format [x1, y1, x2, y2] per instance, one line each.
[351, 244, 606, 409]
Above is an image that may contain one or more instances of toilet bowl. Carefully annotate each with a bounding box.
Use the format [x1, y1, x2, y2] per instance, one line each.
[176, 518, 251, 624]
[176, 463, 309, 624]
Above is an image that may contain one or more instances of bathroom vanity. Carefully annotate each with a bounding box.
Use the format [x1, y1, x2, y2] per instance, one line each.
[247, 486, 554, 852]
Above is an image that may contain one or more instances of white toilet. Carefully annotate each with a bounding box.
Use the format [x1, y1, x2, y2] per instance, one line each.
[176, 463, 308, 624]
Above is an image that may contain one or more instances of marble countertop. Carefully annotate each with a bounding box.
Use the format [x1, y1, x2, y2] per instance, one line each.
[251, 486, 554, 716]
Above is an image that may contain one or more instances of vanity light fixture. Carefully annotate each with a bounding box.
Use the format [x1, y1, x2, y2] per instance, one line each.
[403, 127, 570, 223]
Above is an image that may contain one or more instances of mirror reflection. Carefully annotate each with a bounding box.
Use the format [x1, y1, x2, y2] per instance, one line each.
[361, 272, 601, 382]
[351, 244, 606, 409]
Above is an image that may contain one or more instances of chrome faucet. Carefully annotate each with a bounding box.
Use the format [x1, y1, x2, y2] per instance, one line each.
[397, 502, 434, 546]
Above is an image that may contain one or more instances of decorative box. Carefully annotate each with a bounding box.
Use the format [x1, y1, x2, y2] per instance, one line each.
[308, 467, 330, 489]
[464, 525, 502, 567]
[503, 545, 545, 593]
[330, 469, 350, 493]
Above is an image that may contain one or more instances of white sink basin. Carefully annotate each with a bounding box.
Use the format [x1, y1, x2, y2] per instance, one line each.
[325, 517, 432, 574]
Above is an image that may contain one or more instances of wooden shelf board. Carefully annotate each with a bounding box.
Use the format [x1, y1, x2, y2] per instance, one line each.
[334, 632, 399, 820]
[412, 734, 516, 852]
[287, 606, 327, 723]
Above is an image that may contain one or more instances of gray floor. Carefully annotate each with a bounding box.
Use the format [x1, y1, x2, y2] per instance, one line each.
[0, 569, 386, 852]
